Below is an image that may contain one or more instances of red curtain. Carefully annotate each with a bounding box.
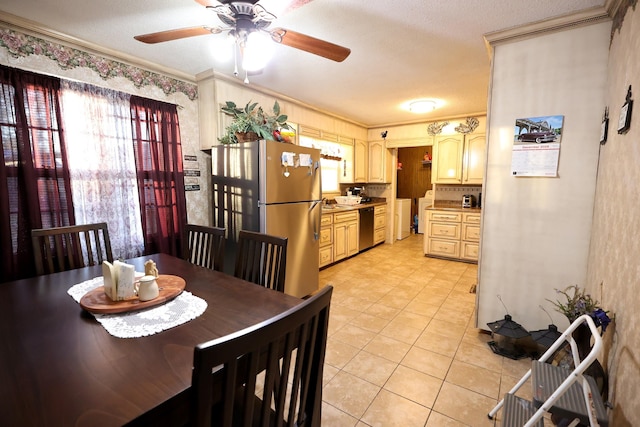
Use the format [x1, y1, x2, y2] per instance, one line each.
[0, 65, 74, 282]
[130, 96, 186, 257]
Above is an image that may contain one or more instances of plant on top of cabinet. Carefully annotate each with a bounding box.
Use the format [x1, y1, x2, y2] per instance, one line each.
[218, 100, 293, 144]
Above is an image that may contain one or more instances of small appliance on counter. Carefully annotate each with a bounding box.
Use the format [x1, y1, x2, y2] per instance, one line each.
[347, 186, 363, 196]
[348, 186, 371, 203]
[462, 194, 477, 208]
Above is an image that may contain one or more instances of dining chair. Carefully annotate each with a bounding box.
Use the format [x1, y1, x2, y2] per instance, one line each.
[191, 285, 333, 427]
[234, 230, 288, 293]
[183, 224, 226, 271]
[31, 222, 113, 276]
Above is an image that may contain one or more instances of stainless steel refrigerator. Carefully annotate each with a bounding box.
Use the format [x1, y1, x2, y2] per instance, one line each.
[211, 140, 322, 297]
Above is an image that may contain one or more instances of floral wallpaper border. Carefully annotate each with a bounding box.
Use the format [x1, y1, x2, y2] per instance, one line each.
[0, 27, 198, 100]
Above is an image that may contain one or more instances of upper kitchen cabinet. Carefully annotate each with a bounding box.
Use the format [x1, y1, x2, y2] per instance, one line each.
[432, 133, 485, 184]
[462, 133, 485, 184]
[299, 125, 323, 139]
[354, 139, 368, 182]
[338, 141, 354, 183]
[368, 140, 392, 183]
[432, 135, 464, 183]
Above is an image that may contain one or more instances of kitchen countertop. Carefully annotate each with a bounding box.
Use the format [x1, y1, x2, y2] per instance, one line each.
[426, 201, 482, 213]
[322, 200, 387, 213]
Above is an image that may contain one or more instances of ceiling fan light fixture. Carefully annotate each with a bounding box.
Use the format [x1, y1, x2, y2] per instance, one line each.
[211, 33, 235, 62]
[409, 100, 437, 114]
[242, 31, 274, 71]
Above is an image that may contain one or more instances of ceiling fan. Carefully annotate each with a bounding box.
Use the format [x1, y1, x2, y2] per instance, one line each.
[134, 0, 351, 80]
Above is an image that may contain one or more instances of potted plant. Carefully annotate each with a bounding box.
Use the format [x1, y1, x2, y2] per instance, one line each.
[218, 100, 293, 144]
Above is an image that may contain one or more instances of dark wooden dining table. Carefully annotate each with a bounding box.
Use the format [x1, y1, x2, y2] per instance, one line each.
[0, 253, 303, 426]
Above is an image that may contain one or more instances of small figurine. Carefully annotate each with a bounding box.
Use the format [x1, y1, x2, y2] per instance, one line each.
[144, 259, 159, 278]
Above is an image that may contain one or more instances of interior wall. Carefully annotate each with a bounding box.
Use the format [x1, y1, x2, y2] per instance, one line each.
[587, 4, 640, 424]
[477, 21, 610, 331]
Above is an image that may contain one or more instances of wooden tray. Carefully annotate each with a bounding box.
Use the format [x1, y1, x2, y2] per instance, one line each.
[79, 274, 186, 314]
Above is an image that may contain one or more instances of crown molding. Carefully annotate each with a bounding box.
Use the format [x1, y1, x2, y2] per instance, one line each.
[484, 6, 610, 48]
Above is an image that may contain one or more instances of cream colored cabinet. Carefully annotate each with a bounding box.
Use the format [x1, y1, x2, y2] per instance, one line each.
[424, 209, 480, 262]
[461, 212, 481, 261]
[432, 135, 464, 183]
[424, 210, 462, 259]
[299, 125, 322, 139]
[373, 204, 386, 245]
[354, 139, 368, 182]
[319, 213, 334, 268]
[432, 133, 485, 184]
[333, 211, 359, 262]
[463, 134, 485, 184]
[338, 142, 354, 183]
[368, 140, 391, 183]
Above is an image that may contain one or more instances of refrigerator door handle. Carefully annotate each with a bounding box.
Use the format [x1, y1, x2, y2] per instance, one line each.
[310, 200, 321, 241]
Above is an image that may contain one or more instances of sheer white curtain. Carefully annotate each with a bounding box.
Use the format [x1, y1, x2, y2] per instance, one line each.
[60, 81, 144, 259]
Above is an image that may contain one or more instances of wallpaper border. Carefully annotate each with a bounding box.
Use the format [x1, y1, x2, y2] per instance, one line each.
[0, 26, 197, 101]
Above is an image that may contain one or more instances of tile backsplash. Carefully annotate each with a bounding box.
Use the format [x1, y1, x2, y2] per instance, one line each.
[434, 185, 481, 202]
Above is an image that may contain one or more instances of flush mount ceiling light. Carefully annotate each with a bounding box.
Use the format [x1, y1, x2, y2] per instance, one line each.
[134, 0, 351, 85]
[407, 99, 439, 114]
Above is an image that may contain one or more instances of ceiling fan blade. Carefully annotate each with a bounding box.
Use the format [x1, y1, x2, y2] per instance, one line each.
[134, 26, 219, 44]
[271, 28, 350, 62]
[195, 0, 260, 6]
[194, 0, 220, 6]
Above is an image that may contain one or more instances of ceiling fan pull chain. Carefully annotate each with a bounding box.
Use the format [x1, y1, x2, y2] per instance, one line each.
[244, 70, 250, 85]
[233, 43, 239, 77]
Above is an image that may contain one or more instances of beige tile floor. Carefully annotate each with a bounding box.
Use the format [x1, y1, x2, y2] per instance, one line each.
[318, 233, 541, 427]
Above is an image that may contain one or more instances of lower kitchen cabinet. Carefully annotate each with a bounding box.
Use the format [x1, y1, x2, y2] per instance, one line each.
[333, 211, 359, 262]
[373, 205, 386, 244]
[461, 212, 480, 261]
[319, 213, 333, 268]
[424, 209, 480, 263]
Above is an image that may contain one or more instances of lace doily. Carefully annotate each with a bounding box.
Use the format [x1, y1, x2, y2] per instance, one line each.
[68, 276, 207, 339]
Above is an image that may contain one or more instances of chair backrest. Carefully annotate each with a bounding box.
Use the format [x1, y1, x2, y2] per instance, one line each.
[234, 230, 288, 292]
[31, 222, 113, 276]
[191, 285, 333, 427]
[183, 224, 226, 271]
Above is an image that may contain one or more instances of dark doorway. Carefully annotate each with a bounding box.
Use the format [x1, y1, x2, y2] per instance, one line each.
[397, 146, 432, 221]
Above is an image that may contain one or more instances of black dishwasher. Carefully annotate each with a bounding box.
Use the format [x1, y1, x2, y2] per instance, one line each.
[359, 207, 375, 251]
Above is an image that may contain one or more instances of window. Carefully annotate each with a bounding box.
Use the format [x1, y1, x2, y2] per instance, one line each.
[320, 158, 339, 193]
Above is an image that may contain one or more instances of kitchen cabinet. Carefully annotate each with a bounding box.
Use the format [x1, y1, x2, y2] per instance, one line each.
[432, 135, 464, 183]
[319, 213, 333, 268]
[424, 210, 462, 259]
[368, 140, 392, 183]
[333, 211, 359, 262]
[299, 125, 322, 139]
[424, 209, 480, 263]
[373, 204, 386, 245]
[432, 133, 485, 184]
[354, 139, 368, 182]
[461, 212, 481, 261]
[463, 134, 486, 184]
[338, 142, 354, 184]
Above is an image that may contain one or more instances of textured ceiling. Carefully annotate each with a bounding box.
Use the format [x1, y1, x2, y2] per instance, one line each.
[0, 0, 607, 127]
